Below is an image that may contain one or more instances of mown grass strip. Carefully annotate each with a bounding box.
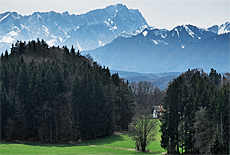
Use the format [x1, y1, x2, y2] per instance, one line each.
[0, 142, 162, 154]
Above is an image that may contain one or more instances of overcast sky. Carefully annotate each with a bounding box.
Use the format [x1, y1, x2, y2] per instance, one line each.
[0, 0, 229, 29]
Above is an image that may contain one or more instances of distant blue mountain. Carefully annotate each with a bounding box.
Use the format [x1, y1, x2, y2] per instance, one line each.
[1, 4, 229, 75]
[111, 70, 181, 89]
[0, 4, 147, 53]
[84, 25, 229, 73]
[208, 21, 230, 34]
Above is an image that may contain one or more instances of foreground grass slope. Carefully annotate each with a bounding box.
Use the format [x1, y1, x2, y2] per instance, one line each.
[1, 121, 165, 154]
[78, 134, 165, 152]
[0, 134, 165, 154]
[0, 142, 162, 155]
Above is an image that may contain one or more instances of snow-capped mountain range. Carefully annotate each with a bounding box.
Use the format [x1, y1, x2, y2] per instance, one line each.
[0, 4, 229, 74]
[84, 24, 229, 73]
[208, 21, 230, 34]
[1, 4, 229, 54]
[0, 4, 147, 52]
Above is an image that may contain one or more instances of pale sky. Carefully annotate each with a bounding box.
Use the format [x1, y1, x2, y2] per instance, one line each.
[0, 0, 229, 29]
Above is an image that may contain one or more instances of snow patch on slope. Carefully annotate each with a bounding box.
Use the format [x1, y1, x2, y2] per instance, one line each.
[36, 12, 43, 20]
[47, 39, 57, 46]
[151, 40, 158, 44]
[143, 31, 148, 37]
[114, 9, 118, 17]
[77, 41, 83, 51]
[183, 25, 195, 38]
[110, 25, 118, 31]
[59, 37, 63, 43]
[0, 36, 15, 43]
[218, 21, 230, 34]
[0, 12, 11, 22]
[42, 25, 49, 36]
[0, 30, 19, 43]
[98, 40, 105, 47]
[7, 31, 18, 36]
[104, 21, 110, 26]
[174, 28, 179, 37]
[161, 33, 167, 38]
[20, 24, 27, 29]
[151, 39, 168, 45]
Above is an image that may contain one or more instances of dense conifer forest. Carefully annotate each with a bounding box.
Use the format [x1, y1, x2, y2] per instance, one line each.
[160, 68, 230, 154]
[1, 39, 229, 155]
[0, 39, 134, 142]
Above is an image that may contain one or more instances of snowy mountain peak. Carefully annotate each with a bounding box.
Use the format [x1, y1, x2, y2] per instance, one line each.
[116, 23, 217, 43]
[115, 25, 154, 38]
[208, 21, 230, 34]
[142, 30, 148, 37]
[0, 4, 147, 53]
[62, 11, 69, 16]
[183, 25, 195, 38]
[0, 11, 21, 22]
[106, 3, 127, 11]
[169, 24, 215, 41]
[0, 12, 11, 22]
[85, 25, 229, 74]
[218, 21, 230, 34]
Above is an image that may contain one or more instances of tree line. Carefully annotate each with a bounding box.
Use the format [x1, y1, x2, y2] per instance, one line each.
[161, 68, 230, 154]
[1, 39, 134, 142]
[130, 81, 165, 116]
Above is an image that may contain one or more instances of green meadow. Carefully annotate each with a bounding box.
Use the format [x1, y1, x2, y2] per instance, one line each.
[77, 131, 165, 153]
[0, 120, 165, 155]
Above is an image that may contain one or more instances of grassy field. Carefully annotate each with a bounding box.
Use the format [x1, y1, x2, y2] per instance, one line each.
[0, 142, 163, 155]
[0, 141, 164, 155]
[77, 131, 165, 152]
[0, 120, 165, 154]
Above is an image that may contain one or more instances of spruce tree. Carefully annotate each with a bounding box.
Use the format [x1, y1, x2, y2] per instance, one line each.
[26, 64, 39, 139]
[1, 52, 4, 62]
[194, 107, 214, 154]
[70, 45, 75, 58]
[17, 63, 28, 105]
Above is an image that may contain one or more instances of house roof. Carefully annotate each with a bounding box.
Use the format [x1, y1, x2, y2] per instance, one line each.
[153, 106, 163, 112]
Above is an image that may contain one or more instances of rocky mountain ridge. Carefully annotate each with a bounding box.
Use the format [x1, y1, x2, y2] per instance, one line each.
[1, 4, 229, 74]
[0, 4, 147, 53]
[84, 24, 229, 73]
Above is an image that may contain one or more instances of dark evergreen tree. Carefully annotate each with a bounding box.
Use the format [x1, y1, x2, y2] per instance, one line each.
[5, 49, 9, 60]
[0, 39, 141, 142]
[194, 107, 214, 154]
[70, 45, 75, 57]
[1, 52, 4, 62]
[10, 44, 16, 56]
[1, 84, 10, 139]
[63, 46, 69, 57]
[17, 63, 28, 106]
[76, 50, 81, 57]
[161, 68, 229, 154]
[26, 63, 39, 140]
[209, 68, 221, 87]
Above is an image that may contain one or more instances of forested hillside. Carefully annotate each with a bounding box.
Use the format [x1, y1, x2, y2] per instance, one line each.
[0, 39, 134, 142]
[161, 68, 230, 154]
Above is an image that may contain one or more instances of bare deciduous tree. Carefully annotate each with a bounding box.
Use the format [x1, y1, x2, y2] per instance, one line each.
[129, 115, 158, 152]
[130, 81, 165, 116]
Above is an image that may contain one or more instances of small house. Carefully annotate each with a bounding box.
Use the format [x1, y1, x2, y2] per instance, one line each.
[152, 106, 163, 119]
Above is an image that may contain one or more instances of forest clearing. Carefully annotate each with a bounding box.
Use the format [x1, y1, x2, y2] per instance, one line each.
[0, 123, 165, 154]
